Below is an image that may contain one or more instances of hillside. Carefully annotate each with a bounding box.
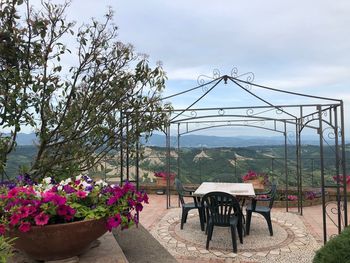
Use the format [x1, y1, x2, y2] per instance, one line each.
[3, 144, 350, 189]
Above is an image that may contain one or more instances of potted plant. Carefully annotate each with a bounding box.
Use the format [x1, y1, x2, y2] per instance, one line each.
[0, 174, 148, 261]
[332, 175, 350, 186]
[242, 170, 268, 189]
[154, 171, 176, 187]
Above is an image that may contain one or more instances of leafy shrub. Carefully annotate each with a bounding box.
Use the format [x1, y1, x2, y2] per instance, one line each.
[313, 226, 350, 263]
[0, 236, 15, 263]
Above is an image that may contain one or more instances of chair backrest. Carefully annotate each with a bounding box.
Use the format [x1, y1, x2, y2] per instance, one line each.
[202, 191, 241, 226]
[174, 178, 186, 205]
[268, 184, 277, 209]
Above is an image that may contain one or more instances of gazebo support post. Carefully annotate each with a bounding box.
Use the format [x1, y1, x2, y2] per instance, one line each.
[318, 105, 327, 244]
[284, 121, 289, 212]
[340, 102, 348, 226]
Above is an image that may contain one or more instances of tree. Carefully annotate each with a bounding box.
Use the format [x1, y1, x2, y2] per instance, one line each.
[0, 0, 171, 179]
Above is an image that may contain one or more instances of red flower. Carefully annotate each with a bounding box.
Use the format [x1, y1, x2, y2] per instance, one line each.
[34, 212, 49, 226]
[242, 170, 258, 181]
[19, 222, 31, 232]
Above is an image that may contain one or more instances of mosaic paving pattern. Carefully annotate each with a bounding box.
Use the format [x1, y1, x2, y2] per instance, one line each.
[150, 208, 321, 263]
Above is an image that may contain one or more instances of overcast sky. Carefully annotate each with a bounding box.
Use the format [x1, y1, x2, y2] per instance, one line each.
[15, 0, 350, 137]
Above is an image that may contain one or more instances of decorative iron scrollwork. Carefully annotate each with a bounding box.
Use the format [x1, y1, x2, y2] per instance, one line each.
[190, 110, 197, 118]
[246, 108, 254, 116]
[218, 109, 225, 116]
[230, 67, 255, 90]
[276, 107, 284, 115]
[325, 201, 344, 231]
[197, 69, 221, 85]
[322, 127, 337, 140]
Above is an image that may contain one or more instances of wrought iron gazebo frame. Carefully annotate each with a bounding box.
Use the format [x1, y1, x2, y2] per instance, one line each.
[121, 69, 347, 244]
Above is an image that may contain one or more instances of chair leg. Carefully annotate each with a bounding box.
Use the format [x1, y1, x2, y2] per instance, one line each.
[246, 210, 252, 235]
[198, 208, 205, 231]
[184, 211, 188, 223]
[230, 225, 238, 253]
[237, 219, 243, 244]
[208, 224, 214, 241]
[205, 208, 210, 234]
[262, 213, 273, 236]
[181, 209, 188, 229]
[206, 223, 213, 249]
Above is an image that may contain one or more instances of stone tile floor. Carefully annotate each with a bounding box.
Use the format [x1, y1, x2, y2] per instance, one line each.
[139, 194, 346, 263]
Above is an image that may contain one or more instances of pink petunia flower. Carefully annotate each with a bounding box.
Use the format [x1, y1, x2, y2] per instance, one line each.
[7, 188, 19, 198]
[18, 222, 31, 232]
[18, 206, 30, 218]
[53, 195, 66, 206]
[76, 190, 87, 199]
[106, 214, 121, 231]
[27, 205, 37, 215]
[10, 214, 21, 226]
[64, 206, 76, 221]
[57, 205, 68, 216]
[107, 196, 118, 206]
[34, 212, 49, 226]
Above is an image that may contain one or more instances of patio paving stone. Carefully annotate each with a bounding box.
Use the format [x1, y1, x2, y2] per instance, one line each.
[256, 251, 268, 257]
[140, 195, 334, 262]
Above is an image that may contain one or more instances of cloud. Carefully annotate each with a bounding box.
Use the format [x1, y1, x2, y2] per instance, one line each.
[19, 0, 350, 136]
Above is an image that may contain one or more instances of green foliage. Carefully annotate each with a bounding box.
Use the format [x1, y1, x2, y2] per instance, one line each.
[0, 0, 172, 180]
[0, 236, 15, 263]
[313, 226, 350, 263]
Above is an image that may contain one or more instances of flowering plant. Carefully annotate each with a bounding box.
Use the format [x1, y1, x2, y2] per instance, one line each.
[154, 171, 176, 180]
[0, 174, 148, 235]
[287, 195, 298, 201]
[242, 170, 268, 185]
[332, 175, 350, 184]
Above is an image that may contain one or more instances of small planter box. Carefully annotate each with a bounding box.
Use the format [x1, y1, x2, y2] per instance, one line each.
[155, 178, 175, 187]
[245, 179, 265, 190]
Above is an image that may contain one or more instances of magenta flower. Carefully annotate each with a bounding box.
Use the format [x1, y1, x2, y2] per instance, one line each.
[122, 181, 136, 194]
[63, 185, 76, 194]
[64, 206, 76, 221]
[287, 195, 298, 201]
[10, 214, 21, 226]
[27, 205, 37, 215]
[7, 188, 19, 198]
[34, 212, 49, 226]
[135, 203, 143, 212]
[128, 199, 136, 207]
[0, 176, 148, 233]
[76, 190, 87, 199]
[242, 170, 258, 181]
[57, 205, 69, 216]
[0, 224, 5, 235]
[106, 214, 121, 231]
[107, 196, 118, 206]
[19, 222, 31, 232]
[18, 206, 30, 218]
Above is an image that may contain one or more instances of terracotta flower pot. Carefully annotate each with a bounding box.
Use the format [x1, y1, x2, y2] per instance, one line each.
[156, 177, 175, 187]
[8, 217, 107, 261]
[244, 179, 265, 190]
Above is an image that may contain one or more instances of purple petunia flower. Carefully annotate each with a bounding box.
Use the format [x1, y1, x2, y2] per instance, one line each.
[63, 185, 76, 194]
